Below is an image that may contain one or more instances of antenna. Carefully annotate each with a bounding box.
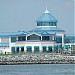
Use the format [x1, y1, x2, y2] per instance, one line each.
[44, 0, 49, 13]
[46, 0, 47, 10]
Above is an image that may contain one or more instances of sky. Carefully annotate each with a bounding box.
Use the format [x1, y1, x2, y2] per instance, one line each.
[0, 0, 74, 34]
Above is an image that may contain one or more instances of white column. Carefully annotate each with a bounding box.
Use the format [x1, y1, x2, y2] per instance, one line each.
[32, 46, 34, 53]
[52, 35, 54, 40]
[52, 46, 54, 53]
[46, 47, 48, 52]
[19, 47, 21, 53]
[9, 36, 11, 44]
[14, 47, 16, 53]
[62, 34, 64, 47]
[24, 46, 27, 53]
[41, 36, 42, 40]
[39, 46, 42, 53]
[9, 36, 12, 53]
[16, 36, 18, 41]
[26, 36, 27, 40]
[0, 37, 1, 42]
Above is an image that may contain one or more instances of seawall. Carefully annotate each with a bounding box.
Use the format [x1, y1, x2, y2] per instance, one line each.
[0, 53, 75, 64]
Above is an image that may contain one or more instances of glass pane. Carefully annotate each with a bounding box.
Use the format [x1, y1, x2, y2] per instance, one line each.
[56, 36, 62, 43]
[43, 46, 47, 52]
[48, 46, 52, 52]
[16, 47, 19, 53]
[18, 36, 26, 41]
[11, 47, 15, 53]
[34, 46, 39, 52]
[27, 46, 32, 52]
[27, 34, 41, 40]
[42, 36, 49, 40]
[11, 37, 16, 42]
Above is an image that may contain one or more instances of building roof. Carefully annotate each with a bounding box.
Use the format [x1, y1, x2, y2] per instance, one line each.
[0, 32, 24, 36]
[0, 27, 65, 36]
[36, 10, 58, 22]
[27, 27, 65, 35]
[0, 43, 9, 47]
[65, 34, 75, 37]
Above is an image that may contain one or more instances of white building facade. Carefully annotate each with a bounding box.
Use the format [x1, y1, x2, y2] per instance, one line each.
[0, 10, 74, 54]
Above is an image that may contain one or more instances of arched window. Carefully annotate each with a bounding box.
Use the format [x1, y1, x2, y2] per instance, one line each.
[27, 34, 41, 40]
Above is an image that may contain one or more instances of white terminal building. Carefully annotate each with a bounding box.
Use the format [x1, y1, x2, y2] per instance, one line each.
[0, 9, 75, 54]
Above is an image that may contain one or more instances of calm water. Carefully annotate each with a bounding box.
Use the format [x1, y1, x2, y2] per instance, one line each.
[0, 64, 75, 75]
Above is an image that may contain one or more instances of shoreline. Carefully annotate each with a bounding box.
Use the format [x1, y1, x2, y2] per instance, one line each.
[0, 53, 75, 65]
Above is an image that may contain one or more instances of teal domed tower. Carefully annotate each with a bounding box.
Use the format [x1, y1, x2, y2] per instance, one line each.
[36, 9, 58, 27]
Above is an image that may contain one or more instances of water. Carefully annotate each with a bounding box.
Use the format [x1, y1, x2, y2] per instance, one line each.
[0, 64, 75, 75]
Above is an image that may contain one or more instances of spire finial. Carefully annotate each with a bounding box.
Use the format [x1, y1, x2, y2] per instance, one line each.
[46, 0, 47, 10]
[44, 0, 49, 13]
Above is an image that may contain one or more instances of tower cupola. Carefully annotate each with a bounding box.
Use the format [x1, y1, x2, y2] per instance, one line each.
[36, 9, 58, 27]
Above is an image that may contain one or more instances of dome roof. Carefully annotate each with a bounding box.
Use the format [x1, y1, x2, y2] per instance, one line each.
[36, 10, 58, 22]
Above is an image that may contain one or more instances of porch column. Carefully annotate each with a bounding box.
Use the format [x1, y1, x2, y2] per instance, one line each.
[32, 46, 34, 53]
[16, 36, 18, 41]
[40, 46, 42, 53]
[52, 46, 54, 53]
[62, 35, 64, 47]
[46, 47, 48, 52]
[19, 47, 21, 53]
[26, 36, 27, 41]
[41, 36, 42, 40]
[24, 46, 27, 53]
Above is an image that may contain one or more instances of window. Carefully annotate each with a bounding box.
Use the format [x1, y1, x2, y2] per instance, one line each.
[34, 46, 39, 52]
[37, 22, 57, 26]
[11, 37, 16, 42]
[27, 46, 32, 53]
[1, 37, 9, 43]
[27, 34, 41, 40]
[11, 47, 15, 53]
[18, 36, 26, 41]
[52, 22, 56, 26]
[48, 46, 52, 52]
[56, 36, 62, 43]
[16, 47, 19, 53]
[43, 46, 47, 52]
[42, 36, 49, 40]
[21, 46, 24, 52]
[49, 36, 53, 41]
[71, 45, 75, 50]
[22, 36, 26, 41]
[65, 37, 75, 43]
[37, 22, 42, 26]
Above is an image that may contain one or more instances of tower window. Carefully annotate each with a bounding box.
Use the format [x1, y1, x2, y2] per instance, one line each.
[37, 22, 57, 26]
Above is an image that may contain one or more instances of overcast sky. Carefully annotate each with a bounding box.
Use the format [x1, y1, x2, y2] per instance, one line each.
[0, 0, 74, 34]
